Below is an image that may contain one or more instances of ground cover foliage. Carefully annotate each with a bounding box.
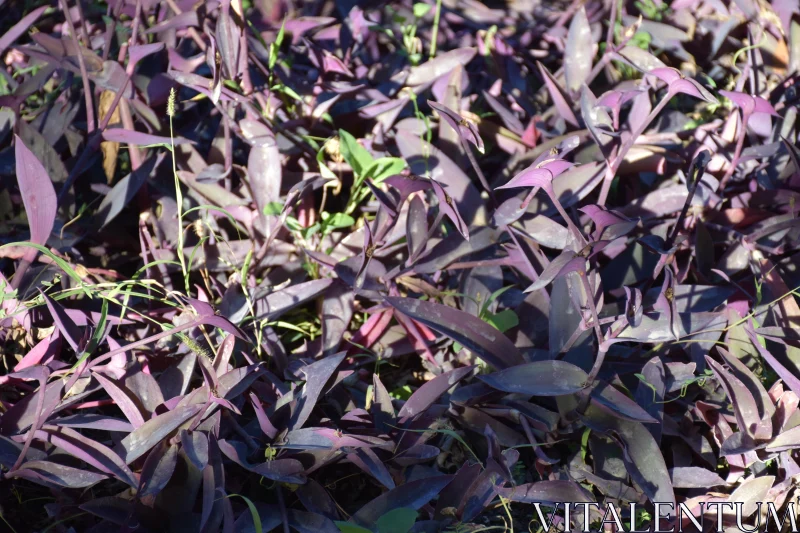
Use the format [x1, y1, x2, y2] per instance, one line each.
[2, 0, 800, 531]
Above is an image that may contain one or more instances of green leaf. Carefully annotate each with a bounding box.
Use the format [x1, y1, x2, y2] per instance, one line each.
[485, 309, 519, 333]
[366, 157, 406, 183]
[580, 427, 591, 461]
[0, 278, 17, 303]
[377, 508, 418, 533]
[269, 18, 287, 70]
[0, 242, 90, 297]
[389, 425, 480, 463]
[317, 146, 339, 180]
[335, 522, 373, 533]
[226, 494, 262, 533]
[390, 385, 414, 400]
[413, 3, 432, 18]
[479, 285, 516, 318]
[70, 297, 109, 371]
[338, 129, 374, 177]
[323, 212, 356, 230]
[263, 202, 283, 216]
[285, 216, 304, 232]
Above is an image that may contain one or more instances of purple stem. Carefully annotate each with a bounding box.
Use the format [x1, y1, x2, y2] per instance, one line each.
[460, 137, 496, 205]
[60, 0, 95, 134]
[544, 186, 587, 246]
[717, 111, 750, 191]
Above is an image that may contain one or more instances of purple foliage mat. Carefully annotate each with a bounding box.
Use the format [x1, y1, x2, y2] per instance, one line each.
[1, 0, 800, 531]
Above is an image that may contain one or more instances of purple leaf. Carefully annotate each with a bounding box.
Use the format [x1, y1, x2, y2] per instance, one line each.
[366, 180, 399, 218]
[395, 129, 483, 223]
[321, 282, 354, 356]
[289, 352, 347, 430]
[1, 379, 65, 435]
[565, 7, 593, 92]
[428, 100, 484, 153]
[479, 360, 588, 396]
[482, 90, 524, 134]
[591, 381, 659, 423]
[281, 428, 391, 450]
[669, 467, 726, 488]
[580, 85, 615, 157]
[11, 460, 109, 489]
[349, 476, 453, 528]
[254, 279, 334, 320]
[745, 325, 800, 399]
[55, 414, 133, 432]
[144, 11, 200, 33]
[180, 430, 209, 470]
[14, 134, 56, 255]
[92, 371, 147, 428]
[116, 404, 203, 464]
[41, 292, 82, 352]
[127, 42, 165, 71]
[101, 128, 191, 146]
[241, 119, 282, 231]
[97, 154, 163, 228]
[650, 67, 718, 104]
[653, 267, 680, 341]
[634, 357, 665, 442]
[215, 3, 242, 80]
[79, 496, 133, 525]
[719, 90, 780, 117]
[429, 178, 469, 241]
[296, 480, 339, 519]
[124, 362, 166, 414]
[414, 226, 501, 275]
[386, 297, 524, 369]
[249, 392, 278, 439]
[406, 194, 428, 258]
[385, 174, 431, 203]
[0, 6, 48, 54]
[623, 286, 644, 327]
[537, 62, 579, 127]
[35, 425, 137, 486]
[767, 426, 800, 452]
[716, 347, 775, 421]
[583, 405, 675, 515]
[137, 442, 178, 498]
[347, 447, 395, 489]
[407, 48, 476, 85]
[498, 480, 595, 505]
[393, 444, 440, 466]
[524, 251, 581, 293]
[496, 159, 573, 191]
[649, 67, 683, 85]
[218, 438, 306, 483]
[398, 365, 475, 419]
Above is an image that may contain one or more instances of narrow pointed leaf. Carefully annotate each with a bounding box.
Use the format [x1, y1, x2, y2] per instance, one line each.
[386, 297, 523, 369]
[15, 134, 56, 252]
[479, 360, 588, 396]
[117, 404, 203, 464]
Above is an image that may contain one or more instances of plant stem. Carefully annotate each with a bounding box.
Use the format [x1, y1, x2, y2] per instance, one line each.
[169, 113, 189, 293]
[460, 137, 496, 205]
[665, 151, 709, 250]
[60, 0, 95, 133]
[546, 189, 587, 246]
[429, 0, 443, 58]
[717, 111, 749, 191]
